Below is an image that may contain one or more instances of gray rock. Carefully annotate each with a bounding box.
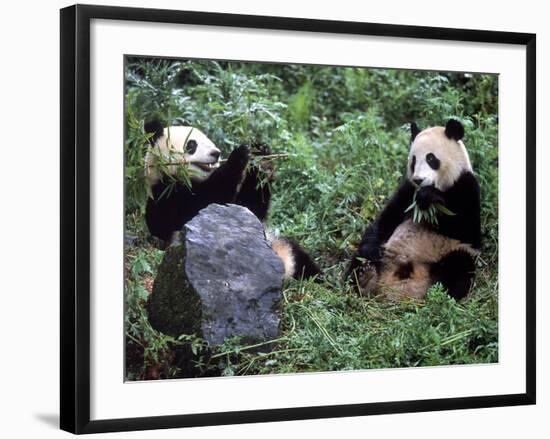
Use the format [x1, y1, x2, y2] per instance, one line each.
[148, 204, 285, 346]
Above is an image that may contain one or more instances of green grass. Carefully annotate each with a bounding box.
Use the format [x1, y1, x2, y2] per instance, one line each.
[124, 58, 499, 380]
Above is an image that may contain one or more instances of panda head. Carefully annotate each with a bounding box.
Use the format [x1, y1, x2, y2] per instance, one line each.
[407, 119, 473, 191]
[145, 120, 221, 185]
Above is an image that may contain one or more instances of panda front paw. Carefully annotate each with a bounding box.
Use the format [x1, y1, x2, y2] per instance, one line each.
[251, 143, 271, 156]
[348, 256, 377, 291]
[249, 143, 275, 182]
[227, 144, 250, 170]
[416, 186, 444, 210]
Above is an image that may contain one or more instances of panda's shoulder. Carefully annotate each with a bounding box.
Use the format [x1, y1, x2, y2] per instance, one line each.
[448, 171, 479, 193]
[444, 171, 481, 216]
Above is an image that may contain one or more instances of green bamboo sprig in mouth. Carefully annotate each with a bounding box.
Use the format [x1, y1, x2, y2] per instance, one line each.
[404, 187, 456, 225]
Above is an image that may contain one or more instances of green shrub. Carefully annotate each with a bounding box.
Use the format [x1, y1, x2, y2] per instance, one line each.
[124, 58, 498, 380]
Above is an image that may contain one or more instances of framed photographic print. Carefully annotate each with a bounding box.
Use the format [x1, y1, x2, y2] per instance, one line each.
[60, 4, 536, 434]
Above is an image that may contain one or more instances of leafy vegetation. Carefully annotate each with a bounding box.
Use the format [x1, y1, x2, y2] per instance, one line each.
[124, 58, 498, 380]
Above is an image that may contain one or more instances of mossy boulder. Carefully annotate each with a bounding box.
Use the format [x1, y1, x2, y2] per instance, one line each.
[147, 204, 285, 346]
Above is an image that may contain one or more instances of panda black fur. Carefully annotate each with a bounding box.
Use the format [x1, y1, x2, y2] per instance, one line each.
[348, 119, 481, 300]
[143, 119, 319, 280]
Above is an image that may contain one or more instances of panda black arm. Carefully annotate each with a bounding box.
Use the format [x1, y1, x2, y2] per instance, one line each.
[354, 179, 416, 267]
[235, 166, 271, 221]
[199, 145, 250, 204]
[368, 179, 417, 244]
[439, 171, 482, 248]
[235, 143, 273, 222]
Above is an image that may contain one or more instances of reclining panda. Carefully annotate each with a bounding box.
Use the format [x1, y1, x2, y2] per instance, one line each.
[143, 119, 319, 280]
[348, 119, 481, 300]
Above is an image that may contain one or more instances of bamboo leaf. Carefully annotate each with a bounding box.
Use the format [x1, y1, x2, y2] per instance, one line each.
[434, 203, 456, 216]
[413, 206, 420, 223]
[404, 201, 416, 213]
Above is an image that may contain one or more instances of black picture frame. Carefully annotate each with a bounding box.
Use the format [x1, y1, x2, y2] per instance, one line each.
[60, 4, 536, 434]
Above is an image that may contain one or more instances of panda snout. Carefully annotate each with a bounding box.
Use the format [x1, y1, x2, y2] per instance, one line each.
[413, 177, 424, 186]
[209, 150, 221, 161]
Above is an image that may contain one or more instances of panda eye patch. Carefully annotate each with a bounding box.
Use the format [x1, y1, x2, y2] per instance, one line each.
[426, 153, 440, 170]
[410, 155, 416, 173]
[186, 140, 198, 154]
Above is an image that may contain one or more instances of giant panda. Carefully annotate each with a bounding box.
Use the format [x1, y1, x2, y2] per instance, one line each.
[348, 119, 481, 300]
[143, 119, 320, 280]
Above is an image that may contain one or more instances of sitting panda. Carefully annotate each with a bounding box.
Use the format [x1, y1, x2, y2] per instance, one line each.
[143, 119, 319, 280]
[348, 119, 481, 300]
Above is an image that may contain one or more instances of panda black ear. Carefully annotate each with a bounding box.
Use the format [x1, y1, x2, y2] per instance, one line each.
[144, 119, 164, 144]
[444, 119, 464, 141]
[410, 122, 421, 143]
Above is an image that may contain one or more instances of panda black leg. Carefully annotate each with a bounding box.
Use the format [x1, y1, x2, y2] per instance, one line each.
[346, 225, 384, 284]
[430, 250, 476, 300]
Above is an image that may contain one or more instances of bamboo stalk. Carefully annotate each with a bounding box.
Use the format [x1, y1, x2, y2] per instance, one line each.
[146, 153, 289, 169]
[218, 153, 289, 164]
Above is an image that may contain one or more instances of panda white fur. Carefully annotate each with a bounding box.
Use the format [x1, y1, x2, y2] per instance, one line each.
[143, 120, 320, 280]
[145, 125, 222, 187]
[348, 119, 481, 300]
